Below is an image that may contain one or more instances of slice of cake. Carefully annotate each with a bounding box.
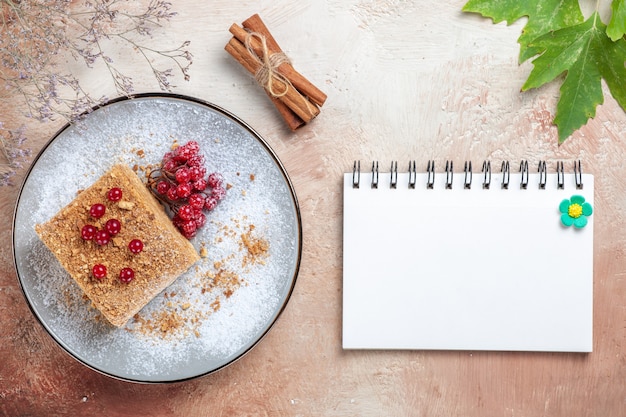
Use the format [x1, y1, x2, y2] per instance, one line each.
[35, 164, 200, 327]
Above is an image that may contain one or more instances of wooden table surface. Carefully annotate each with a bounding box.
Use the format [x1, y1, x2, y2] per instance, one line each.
[1, 1, 624, 416]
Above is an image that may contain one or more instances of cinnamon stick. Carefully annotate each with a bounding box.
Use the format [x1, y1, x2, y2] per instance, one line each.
[230, 21, 327, 107]
[225, 37, 319, 123]
[224, 39, 304, 130]
[268, 96, 305, 131]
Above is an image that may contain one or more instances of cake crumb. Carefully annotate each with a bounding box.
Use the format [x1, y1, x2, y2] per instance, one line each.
[241, 225, 269, 267]
[130, 217, 270, 341]
[118, 201, 135, 210]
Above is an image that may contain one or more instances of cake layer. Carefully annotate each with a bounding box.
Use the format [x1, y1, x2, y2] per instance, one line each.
[35, 164, 200, 327]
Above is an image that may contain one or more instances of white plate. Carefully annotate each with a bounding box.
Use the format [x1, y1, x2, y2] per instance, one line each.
[13, 94, 301, 382]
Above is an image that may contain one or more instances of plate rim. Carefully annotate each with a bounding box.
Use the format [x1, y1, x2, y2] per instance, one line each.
[11, 92, 303, 383]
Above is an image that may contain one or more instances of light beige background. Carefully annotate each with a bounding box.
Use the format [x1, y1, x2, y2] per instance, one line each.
[1, 1, 624, 416]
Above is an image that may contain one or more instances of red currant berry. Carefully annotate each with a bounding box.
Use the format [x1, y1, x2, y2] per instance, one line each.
[184, 140, 200, 154]
[189, 193, 205, 210]
[105, 218, 121, 235]
[166, 187, 179, 201]
[81, 224, 97, 240]
[156, 180, 170, 195]
[176, 182, 192, 199]
[90, 203, 106, 218]
[176, 141, 199, 161]
[194, 212, 206, 228]
[119, 267, 135, 283]
[207, 172, 223, 188]
[163, 159, 177, 172]
[128, 239, 144, 254]
[175, 167, 191, 184]
[179, 220, 197, 239]
[204, 196, 218, 211]
[174, 147, 193, 162]
[192, 178, 208, 191]
[212, 185, 226, 201]
[107, 187, 123, 201]
[94, 230, 111, 245]
[172, 214, 184, 227]
[161, 151, 175, 163]
[188, 166, 205, 181]
[178, 204, 194, 221]
[92, 264, 107, 280]
[187, 155, 205, 168]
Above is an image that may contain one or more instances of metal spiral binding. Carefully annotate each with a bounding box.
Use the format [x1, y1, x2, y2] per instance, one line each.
[556, 161, 564, 189]
[464, 161, 472, 189]
[538, 161, 547, 189]
[350, 160, 584, 190]
[574, 160, 583, 189]
[482, 160, 491, 189]
[390, 161, 398, 189]
[445, 160, 453, 189]
[408, 161, 417, 189]
[501, 161, 510, 189]
[426, 160, 435, 189]
[519, 160, 529, 189]
[371, 161, 379, 189]
[352, 160, 360, 189]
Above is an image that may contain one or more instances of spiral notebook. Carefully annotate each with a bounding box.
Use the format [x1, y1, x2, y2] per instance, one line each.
[342, 160, 594, 352]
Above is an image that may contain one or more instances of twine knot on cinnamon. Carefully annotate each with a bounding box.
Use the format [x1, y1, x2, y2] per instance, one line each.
[244, 31, 292, 98]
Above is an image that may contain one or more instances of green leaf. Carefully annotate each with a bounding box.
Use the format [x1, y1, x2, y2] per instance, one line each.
[462, 0, 584, 62]
[608, 0, 626, 41]
[522, 13, 626, 143]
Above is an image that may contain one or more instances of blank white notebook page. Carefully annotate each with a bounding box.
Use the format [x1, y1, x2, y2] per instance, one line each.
[342, 166, 594, 352]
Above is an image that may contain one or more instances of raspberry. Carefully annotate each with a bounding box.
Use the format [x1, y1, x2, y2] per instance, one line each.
[94, 230, 111, 245]
[107, 187, 123, 202]
[92, 264, 107, 280]
[176, 182, 192, 199]
[105, 218, 121, 235]
[128, 239, 144, 254]
[156, 180, 170, 195]
[178, 204, 194, 221]
[90, 203, 106, 219]
[175, 167, 191, 184]
[207, 172, 223, 188]
[81, 224, 97, 240]
[119, 267, 135, 283]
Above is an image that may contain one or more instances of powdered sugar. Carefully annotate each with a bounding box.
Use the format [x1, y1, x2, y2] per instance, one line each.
[14, 95, 300, 382]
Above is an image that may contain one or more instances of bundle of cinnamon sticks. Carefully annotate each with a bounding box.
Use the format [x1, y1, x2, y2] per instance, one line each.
[225, 14, 327, 130]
